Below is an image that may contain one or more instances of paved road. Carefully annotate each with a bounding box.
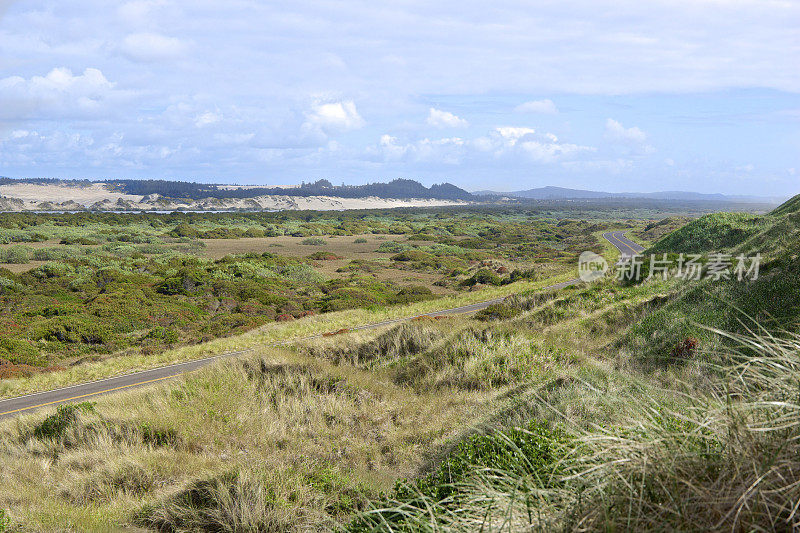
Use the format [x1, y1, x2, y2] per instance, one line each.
[602, 230, 645, 257]
[0, 231, 641, 420]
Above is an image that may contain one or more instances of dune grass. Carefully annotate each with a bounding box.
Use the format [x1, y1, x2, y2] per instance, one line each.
[350, 326, 800, 531]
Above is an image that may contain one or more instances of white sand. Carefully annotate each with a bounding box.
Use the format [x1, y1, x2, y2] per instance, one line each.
[0, 183, 468, 211]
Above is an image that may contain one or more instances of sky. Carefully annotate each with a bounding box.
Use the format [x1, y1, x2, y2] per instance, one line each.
[0, 0, 798, 196]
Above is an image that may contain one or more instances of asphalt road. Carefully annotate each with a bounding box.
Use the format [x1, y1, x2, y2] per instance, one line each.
[0, 231, 642, 420]
[602, 230, 646, 257]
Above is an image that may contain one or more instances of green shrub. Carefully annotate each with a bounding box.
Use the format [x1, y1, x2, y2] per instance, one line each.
[31, 316, 112, 345]
[353, 237, 368, 244]
[504, 268, 538, 284]
[301, 237, 326, 246]
[376, 241, 410, 253]
[473, 303, 521, 321]
[244, 227, 265, 238]
[145, 326, 179, 344]
[32, 247, 74, 261]
[32, 402, 96, 441]
[199, 227, 246, 239]
[60, 237, 98, 245]
[389, 285, 435, 305]
[391, 250, 434, 262]
[461, 268, 502, 286]
[0, 509, 9, 532]
[0, 245, 31, 264]
[168, 223, 200, 238]
[350, 422, 565, 529]
[0, 337, 42, 366]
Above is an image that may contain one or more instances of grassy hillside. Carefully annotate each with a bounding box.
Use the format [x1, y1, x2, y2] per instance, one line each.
[647, 193, 800, 257]
[646, 212, 765, 254]
[623, 194, 800, 362]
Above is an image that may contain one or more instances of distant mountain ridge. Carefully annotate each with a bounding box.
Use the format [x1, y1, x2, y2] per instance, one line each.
[473, 185, 781, 203]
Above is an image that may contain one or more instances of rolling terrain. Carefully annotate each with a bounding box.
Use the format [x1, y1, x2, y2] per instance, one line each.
[1, 196, 798, 531]
[0, 231, 637, 420]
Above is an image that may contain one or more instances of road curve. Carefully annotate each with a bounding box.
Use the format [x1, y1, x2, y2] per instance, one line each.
[0, 231, 641, 420]
[602, 231, 645, 257]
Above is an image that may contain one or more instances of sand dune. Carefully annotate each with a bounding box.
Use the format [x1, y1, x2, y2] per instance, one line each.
[0, 183, 469, 211]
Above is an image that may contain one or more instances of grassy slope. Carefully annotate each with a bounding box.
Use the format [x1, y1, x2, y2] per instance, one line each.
[623, 194, 800, 361]
[646, 211, 765, 254]
[343, 195, 800, 531]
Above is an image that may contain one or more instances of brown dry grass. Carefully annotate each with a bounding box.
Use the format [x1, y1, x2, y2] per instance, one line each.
[0, 329, 497, 531]
[199, 234, 398, 259]
[201, 234, 459, 293]
[0, 260, 46, 273]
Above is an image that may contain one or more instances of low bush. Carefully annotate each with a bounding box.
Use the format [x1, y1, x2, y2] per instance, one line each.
[473, 303, 521, 321]
[461, 268, 502, 286]
[349, 421, 565, 529]
[0, 245, 31, 264]
[32, 402, 96, 441]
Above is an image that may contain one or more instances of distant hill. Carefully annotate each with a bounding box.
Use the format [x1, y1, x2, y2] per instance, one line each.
[474, 185, 781, 203]
[0, 177, 472, 201]
[107, 178, 473, 201]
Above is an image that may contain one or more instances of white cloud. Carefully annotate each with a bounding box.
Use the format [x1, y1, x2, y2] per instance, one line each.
[426, 108, 469, 128]
[493, 126, 537, 145]
[121, 33, 188, 62]
[306, 100, 365, 132]
[23, 67, 114, 96]
[371, 127, 591, 165]
[477, 126, 594, 163]
[604, 118, 655, 155]
[195, 111, 222, 127]
[604, 118, 647, 144]
[0, 67, 120, 121]
[515, 99, 558, 114]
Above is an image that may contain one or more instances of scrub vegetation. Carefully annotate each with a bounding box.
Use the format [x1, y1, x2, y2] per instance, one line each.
[8, 196, 800, 531]
[0, 207, 646, 377]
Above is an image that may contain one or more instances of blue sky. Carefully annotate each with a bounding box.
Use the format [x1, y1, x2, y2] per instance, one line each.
[0, 1, 798, 196]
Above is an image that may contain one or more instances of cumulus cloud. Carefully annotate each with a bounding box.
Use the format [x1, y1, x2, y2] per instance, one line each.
[370, 126, 592, 166]
[3, 67, 114, 96]
[118, 0, 166, 24]
[474, 126, 594, 163]
[604, 118, 655, 154]
[0, 67, 121, 121]
[306, 100, 365, 132]
[121, 33, 187, 62]
[515, 99, 558, 114]
[604, 118, 646, 144]
[426, 108, 469, 128]
[492, 126, 537, 145]
[374, 134, 466, 163]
